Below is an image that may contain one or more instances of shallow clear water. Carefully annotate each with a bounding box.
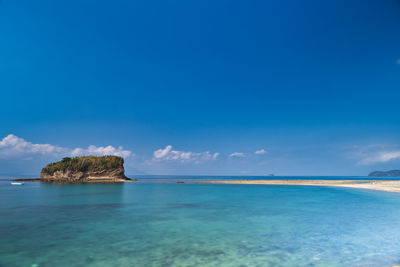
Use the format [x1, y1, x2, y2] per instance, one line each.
[1, 177, 400, 266]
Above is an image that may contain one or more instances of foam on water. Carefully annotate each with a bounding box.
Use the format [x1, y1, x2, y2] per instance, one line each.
[1, 178, 400, 266]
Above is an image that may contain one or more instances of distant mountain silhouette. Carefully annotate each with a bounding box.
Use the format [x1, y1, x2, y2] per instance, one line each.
[368, 170, 400, 177]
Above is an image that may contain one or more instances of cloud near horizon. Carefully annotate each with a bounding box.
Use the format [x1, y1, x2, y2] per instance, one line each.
[255, 149, 267, 155]
[0, 134, 132, 159]
[358, 150, 400, 165]
[349, 144, 400, 165]
[152, 145, 219, 164]
[71, 145, 132, 158]
[229, 152, 246, 158]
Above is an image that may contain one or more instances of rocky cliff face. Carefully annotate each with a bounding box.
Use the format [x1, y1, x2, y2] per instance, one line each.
[40, 156, 130, 183]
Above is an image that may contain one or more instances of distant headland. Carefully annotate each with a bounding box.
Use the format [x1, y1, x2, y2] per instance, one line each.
[368, 170, 400, 177]
[38, 156, 132, 183]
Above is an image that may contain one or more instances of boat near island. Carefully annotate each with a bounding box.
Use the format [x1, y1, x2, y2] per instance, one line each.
[10, 182, 24, 185]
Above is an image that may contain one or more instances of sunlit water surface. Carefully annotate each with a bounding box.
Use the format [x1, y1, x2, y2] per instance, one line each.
[1, 176, 400, 266]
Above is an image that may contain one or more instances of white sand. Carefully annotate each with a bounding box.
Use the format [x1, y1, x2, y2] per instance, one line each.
[197, 180, 400, 193]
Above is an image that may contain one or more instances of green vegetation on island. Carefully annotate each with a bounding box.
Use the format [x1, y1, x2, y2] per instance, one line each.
[40, 156, 130, 183]
[42, 156, 124, 175]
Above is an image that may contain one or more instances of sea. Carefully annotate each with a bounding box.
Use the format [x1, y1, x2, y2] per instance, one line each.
[1, 175, 400, 267]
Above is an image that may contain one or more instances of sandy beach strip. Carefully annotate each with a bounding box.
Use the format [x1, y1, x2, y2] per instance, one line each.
[196, 180, 400, 193]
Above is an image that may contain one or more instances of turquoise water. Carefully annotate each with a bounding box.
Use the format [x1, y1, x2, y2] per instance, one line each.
[1, 177, 400, 266]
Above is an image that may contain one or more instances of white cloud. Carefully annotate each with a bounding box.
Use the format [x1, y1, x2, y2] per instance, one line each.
[71, 145, 131, 158]
[0, 134, 66, 157]
[255, 149, 267, 155]
[152, 145, 219, 164]
[229, 152, 246, 158]
[0, 134, 132, 159]
[358, 151, 400, 165]
[348, 144, 400, 165]
[154, 145, 173, 159]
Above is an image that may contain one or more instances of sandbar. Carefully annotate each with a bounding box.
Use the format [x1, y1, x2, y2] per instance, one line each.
[197, 179, 400, 193]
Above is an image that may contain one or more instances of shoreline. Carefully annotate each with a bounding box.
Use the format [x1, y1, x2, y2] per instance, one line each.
[197, 179, 400, 193]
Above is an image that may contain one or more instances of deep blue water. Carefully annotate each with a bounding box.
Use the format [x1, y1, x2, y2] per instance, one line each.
[1, 176, 400, 266]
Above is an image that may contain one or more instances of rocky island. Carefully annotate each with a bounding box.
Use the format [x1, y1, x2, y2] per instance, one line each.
[40, 156, 132, 183]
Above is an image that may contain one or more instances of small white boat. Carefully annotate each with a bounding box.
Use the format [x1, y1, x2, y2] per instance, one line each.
[11, 182, 24, 185]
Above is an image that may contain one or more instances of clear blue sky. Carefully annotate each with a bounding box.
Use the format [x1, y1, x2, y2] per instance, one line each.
[1, 0, 400, 176]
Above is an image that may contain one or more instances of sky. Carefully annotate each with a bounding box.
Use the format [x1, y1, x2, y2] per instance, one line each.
[1, 0, 400, 176]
